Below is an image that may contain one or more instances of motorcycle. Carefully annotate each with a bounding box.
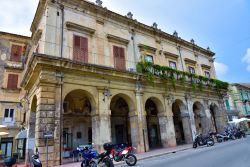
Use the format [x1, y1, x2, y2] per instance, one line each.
[233, 128, 246, 139]
[81, 143, 114, 167]
[110, 145, 137, 166]
[193, 134, 214, 148]
[32, 148, 42, 167]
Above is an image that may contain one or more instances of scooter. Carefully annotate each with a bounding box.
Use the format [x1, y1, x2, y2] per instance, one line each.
[193, 134, 214, 148]
[32, 148, 42, 167]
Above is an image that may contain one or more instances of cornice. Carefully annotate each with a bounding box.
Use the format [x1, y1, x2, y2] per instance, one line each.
[163, 51, 179, 60]
[201, 64, 211, 69]
[138, 44, 157, 54]
[0, 31, 30, 43]
[184, 58, 197, 65]
[106, 34, 129, 45]
[66, 21, 96, 36]
[30, 0, 215, 57]
[30, 0, 47, 33]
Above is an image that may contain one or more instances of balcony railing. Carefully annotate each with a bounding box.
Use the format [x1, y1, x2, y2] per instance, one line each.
[136, 61, 229, 91]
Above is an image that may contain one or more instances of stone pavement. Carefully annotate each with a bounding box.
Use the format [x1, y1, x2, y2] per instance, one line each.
[57, 144, 192, 167]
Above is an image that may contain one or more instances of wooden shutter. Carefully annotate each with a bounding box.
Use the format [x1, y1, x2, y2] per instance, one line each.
[113, 46, 125, 70]
[80, 37, 88, 63]
[7, 74, 18, 89]
[73, 35, 81, 61]
[119, 47, 125, 70]
[11, 45, 22, 62]
[73, 35, 88, 63]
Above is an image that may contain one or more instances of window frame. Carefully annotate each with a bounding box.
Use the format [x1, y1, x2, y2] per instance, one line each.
[144, 55, 154, 63]
[204, 71, 210, 78]
[188, 66, 196, 74]
[3, 108, 15, 122]
[169, 61, 177, 70]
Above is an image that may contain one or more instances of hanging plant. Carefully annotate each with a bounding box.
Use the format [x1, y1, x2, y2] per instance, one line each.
[136, 61, 229, 91]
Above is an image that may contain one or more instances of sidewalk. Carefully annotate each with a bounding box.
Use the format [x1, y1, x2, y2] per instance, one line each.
[57, 144, 192, 167]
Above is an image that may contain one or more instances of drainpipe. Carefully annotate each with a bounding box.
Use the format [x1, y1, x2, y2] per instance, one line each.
[59, 4, 64, 165]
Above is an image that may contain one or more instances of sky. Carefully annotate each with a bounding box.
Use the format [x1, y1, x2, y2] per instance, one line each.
[0, 0, 249, 83]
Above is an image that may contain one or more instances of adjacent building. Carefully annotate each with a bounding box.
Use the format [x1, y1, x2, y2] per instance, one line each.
[225, 83, 250, 121]
[0, 32, 30, 159]
[0, 0, 229, 166]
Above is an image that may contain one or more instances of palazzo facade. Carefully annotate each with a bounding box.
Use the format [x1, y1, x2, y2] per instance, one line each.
[16, 0, 229, 166]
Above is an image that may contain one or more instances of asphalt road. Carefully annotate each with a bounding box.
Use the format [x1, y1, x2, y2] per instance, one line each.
[118, 136, 250, 167]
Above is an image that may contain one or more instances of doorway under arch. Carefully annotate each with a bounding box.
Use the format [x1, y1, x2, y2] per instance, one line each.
[110, 95, 132, 145]
[62, 89, 94, 162]
[145, 98, 162, 149]
[172, 99, 186, 145]
[193, 102, 206, 134]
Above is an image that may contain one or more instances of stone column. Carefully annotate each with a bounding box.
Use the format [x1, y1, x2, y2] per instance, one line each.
[217, 100, 228, 133]
[184, 93, 196, 141]
[35, 84, 58, 167]
[158, 112, 176, 147]
[92, 88, 112, 152]
[129, 113, 140, 149]
[181, 112, 193, 144]
[135, 81, 148, 152]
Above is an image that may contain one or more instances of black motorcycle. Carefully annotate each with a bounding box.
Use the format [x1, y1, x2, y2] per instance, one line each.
[88, 143, 114, 167]
[234, 129, 246, 139]
[193, 134, 214, 148]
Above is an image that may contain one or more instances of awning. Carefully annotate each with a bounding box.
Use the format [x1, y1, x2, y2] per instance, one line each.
[15, 129, 27, 139]
[0, 125, 9, 136]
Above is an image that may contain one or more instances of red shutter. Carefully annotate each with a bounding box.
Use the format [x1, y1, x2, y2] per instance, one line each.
[80, 37, 88, 63]
[11, 45, 22, 62]
[7, 74, 18, 89]
[73, 35, 81, 61]
[73, 35, 88, 63]
[119, 47, 125, 70]
[113, 46, 125, 70]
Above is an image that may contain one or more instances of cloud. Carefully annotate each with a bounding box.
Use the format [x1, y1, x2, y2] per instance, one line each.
[242, 48, 250, 72]
[0, 0, 39, 36]
[214, 61, 228, 76]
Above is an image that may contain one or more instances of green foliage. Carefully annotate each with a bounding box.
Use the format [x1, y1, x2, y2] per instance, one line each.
[136, 61, 229, 91]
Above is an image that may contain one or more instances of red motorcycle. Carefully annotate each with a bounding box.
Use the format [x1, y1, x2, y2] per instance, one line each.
[109, 145, 137, 166]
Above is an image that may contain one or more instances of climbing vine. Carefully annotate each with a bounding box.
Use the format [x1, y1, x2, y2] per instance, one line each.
[136, 61, 229, 91]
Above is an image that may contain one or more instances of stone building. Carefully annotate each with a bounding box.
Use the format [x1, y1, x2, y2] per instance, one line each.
[13, 0, 229, 166]
[225, 83, 250, 121]
[0, 32, 30, 159]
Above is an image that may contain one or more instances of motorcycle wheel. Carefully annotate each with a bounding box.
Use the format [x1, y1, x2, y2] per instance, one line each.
[89, 161, 97, 167]
[243, 133, 246, 138]
[102, 158, 114, 167]
[81, 158, 88, 167]
[193, 142, 197, 148]
[207, 139, 214, 147]
[125, 154, 137, 166]
[217, 138, 223, 143]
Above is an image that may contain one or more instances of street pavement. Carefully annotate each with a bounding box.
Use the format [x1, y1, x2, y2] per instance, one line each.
[117, 136, 250, 167]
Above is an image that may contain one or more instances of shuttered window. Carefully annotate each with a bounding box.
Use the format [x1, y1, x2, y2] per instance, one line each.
[10, 45, 22, 62]
[113, 46, 125, 70]
[7, 74, 18, 89]
[73, 35, 88, 63]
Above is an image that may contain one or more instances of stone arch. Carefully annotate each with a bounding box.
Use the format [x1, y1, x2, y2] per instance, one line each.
[63, 89, 97, 115]
[193, 101, 206, 134]
[62, 89, 96, 163]
[110, 93, 136, 147]
[26, 95, 37, 161]
[145, 96, 165, 149]
[209, 103, 220, 132]
[172, 99, 192, 144]
[110, 93, 136, 115]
